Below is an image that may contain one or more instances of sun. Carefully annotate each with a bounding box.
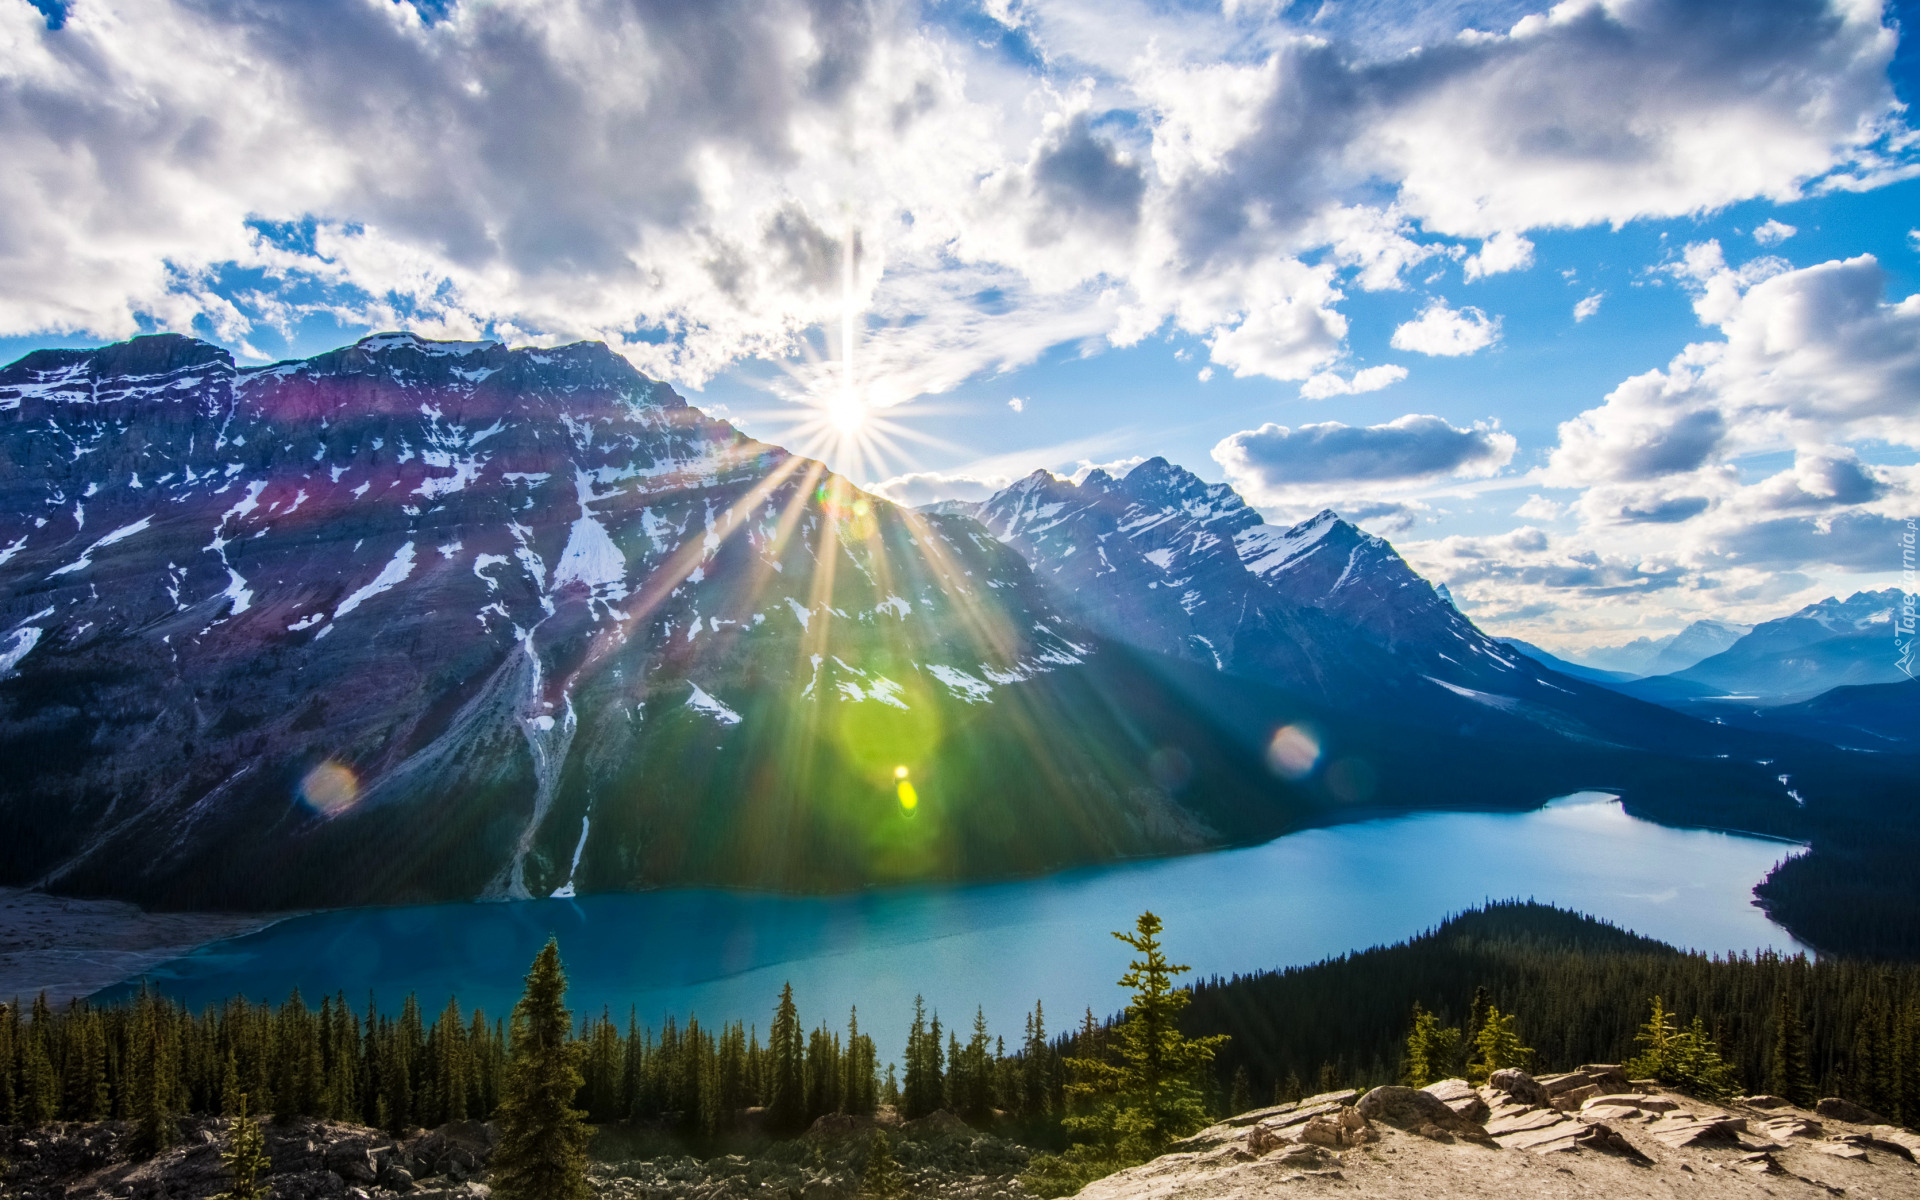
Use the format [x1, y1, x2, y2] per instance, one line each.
[826, 392, 868, 435]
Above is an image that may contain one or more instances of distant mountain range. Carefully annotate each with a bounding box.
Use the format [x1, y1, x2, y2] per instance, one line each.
[0, 332, 1894, 915]
[1572, 620, 1750, 677]
[1505, 592, 1911, 726]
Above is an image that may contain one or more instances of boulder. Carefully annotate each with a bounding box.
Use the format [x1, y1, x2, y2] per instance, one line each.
[1487, 1069, 1550, 1107]
[1356, 1087, 1491, 1143]
[1646, 1113, 1746, 1149]
[1866, 1126, 1920, 1162]
[1761, 1115, 1822, 1140]
[1737, 1094, 1792, 1110]
[1298, 1108, 1377, 1149]
[326, 1143, 380, 1185]
[1572, 1121, 1652, 1163]
[1420, 1079, 1489, 1122]
[1816, 1097, 1888, 1125]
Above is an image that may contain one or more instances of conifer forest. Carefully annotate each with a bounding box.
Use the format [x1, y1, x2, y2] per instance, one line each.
[5, 903, 1920, 1146]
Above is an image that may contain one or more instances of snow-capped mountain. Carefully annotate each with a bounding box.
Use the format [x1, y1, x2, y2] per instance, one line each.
[0, 341, 1830, 910]
[0, 334, 1314, 909]
[977, 460, 1534, 709]
[1664, 590, 1907, 699]
[1575, 619, 1749, 677]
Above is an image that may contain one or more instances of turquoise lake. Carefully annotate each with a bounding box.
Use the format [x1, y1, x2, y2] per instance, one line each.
[104, 794, 1805, 1053]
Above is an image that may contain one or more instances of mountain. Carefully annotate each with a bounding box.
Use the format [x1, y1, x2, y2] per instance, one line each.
[1496, 638, 1636, 684]
[0, 336, 1870, 916]
[1645, 619, 1750, 676]
[1658, 590, 1906, 700]
[1691, 679, 1920, 752]
[1601, 590, 1907, 706]
[970, 461, 1803, 757]
[1572, 619, 1748, 677]
[0, 333, 1350, 910]
[975, 464, 1530, 709]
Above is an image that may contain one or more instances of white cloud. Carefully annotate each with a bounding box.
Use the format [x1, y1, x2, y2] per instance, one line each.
[1008, 396, 1026, 412]
[1213, 413, 1515, 510]
[867, 470, 1012, 507]
[1070, 456, 1148, 484]
[1463, 232, 1535, 280]
[0, 0, 1900, 417]
[1573, 292, 1605, 322]
[1514, 495, 1564, 521]
[1549, 250, 1920, 489]
[1299, 363, 1408, 399]
[1453, 247, 1920, 632]
[1390, 299, 1500, 356]
[1753, 219, 1798, 245]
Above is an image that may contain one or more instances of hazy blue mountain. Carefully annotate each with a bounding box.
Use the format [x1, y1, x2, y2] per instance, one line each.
[1664, 591, 1906, 700]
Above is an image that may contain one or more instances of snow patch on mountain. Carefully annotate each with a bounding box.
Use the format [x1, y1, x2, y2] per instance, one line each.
[328, 541, 418, 626]
[686, 683, 743, 725]
[927, 664, 995, 703]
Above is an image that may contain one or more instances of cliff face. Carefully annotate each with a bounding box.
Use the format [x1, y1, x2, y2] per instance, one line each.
[0, 333, 1299, 909]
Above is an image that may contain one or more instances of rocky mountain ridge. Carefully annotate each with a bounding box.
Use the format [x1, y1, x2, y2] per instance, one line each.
[0, 333, 1861, 912]
[0, 333, 1313, 909]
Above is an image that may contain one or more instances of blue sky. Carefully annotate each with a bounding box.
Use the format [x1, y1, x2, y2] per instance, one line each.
[2, 0, 1916, 647]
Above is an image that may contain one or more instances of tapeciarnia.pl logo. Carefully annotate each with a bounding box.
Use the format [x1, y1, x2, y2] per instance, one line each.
[1899, 516, 1916, 680]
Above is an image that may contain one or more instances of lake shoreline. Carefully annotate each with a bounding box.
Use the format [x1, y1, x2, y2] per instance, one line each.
[0, 887, 299, 1006]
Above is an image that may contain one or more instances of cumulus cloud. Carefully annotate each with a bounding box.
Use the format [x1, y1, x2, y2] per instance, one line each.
[1549, 249, 1920, 488]
[1212, 413, 1516, 506]
[1574, 292, 1605, 322]
[1457, 246, 1920, 634]
[1463, 232, 1535, 280]
[866, 470, 1012, 507]
[1514, 494, 1564, 521]
[1299, 363, 1407, 399]
[1390, 299, 1500, 356]
[1753, 219, 1798, 245]
[0, 0, 1903, 410]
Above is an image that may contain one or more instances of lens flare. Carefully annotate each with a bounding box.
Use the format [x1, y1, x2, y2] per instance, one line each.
[1266, 724, 1322, 780]
[894, 765, 910, 779]
[896, 779, 919, 811]
[299, 760, 360, 816]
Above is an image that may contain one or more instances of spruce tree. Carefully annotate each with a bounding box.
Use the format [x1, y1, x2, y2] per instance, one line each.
[767, 983, 806, 1133]
[211, 1092, 272, 1200]
[859, 1130, 908, 1200]
[491, 940, 590, 1200]
[131, 993, 177, 1155]
[1470, 1005, 1532, 1082]
[1768, 987, 1813, 1107]
[1024, 912, 1227, 1198]
[1228, 1066, 1251, 1116]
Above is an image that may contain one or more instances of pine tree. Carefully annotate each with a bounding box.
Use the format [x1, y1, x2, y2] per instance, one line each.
[858, 1130, 908, 1200]
[1768, 987, 1813, 1107]
[1470, 1005, 1532, 1082]
[1228, 1066, 1252, 1116]
[1626, 996, 1739, 1100]
[131, 993, 177, 1155]
[1024, 912, 1227, 1198]
[767, 983, 806, 1133]
[210, 1092, 272, 1200]
[491, 940, 590, 1200]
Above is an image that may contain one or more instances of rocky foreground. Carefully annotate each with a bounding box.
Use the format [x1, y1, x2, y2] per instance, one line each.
[0, 1107, 1032, 1200]
[9, 1071, 1920, 1200]
[1099, 1069, 1920, 1200]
